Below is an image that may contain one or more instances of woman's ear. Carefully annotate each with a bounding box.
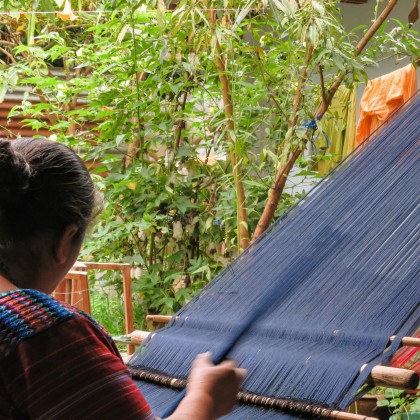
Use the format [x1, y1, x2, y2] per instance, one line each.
[54, 224, 81, 265]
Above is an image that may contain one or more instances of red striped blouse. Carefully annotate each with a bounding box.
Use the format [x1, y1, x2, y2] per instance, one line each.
[0, 289, 155, 419]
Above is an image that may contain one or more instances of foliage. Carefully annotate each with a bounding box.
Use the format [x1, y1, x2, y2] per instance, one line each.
[0, 0, 418, 315]
[376, 388, 420, 418]
[90, 287, 147, 335]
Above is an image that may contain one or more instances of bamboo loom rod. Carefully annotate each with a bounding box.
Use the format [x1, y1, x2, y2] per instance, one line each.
[390, 335, 420, 347]
[127, 329, 420, 349]
[146, 314, 174, 323]
[129, 367, 378, 420]
[126, 331, 419, 389]
[142, 320, 420, 348]
[361, 364, 419, 390]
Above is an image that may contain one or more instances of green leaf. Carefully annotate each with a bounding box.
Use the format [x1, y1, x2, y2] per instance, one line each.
[232, 0, 255, 31]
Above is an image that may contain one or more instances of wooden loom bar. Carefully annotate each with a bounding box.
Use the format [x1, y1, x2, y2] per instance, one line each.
[143, 319, 420, 348]
[390, 335, 420, 347]
[81, 262, 130, 270]
[362, 364, 419, 390]
[128, 330, 151, 345]
[145, 318, 420, 348]
[146, 314, 173, 323]
[126, 330, 419, 389]
[65, 270, 88, 280]
[129, 367, 378, 420]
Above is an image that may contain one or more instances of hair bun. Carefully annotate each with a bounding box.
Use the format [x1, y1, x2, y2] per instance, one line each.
[0, 139, 32, 206]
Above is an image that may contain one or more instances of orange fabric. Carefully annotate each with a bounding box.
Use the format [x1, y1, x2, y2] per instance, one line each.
[355, 64, 418, 146]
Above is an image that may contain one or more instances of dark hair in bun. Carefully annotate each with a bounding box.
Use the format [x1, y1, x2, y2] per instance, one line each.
[0, 138, 99, 240]
[0, 139, 32, 205]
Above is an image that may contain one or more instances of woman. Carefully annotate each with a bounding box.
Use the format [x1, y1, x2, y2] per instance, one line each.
[0, 138, 244, 419]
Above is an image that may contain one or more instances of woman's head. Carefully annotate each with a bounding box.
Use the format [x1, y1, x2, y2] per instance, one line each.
[0, 138, 99, 290]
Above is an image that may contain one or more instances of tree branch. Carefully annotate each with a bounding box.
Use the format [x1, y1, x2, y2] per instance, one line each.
[252, 0, 400, 241]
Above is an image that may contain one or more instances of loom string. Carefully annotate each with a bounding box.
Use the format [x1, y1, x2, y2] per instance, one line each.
[132, 92, 418, 416]
[339, 302, 420, 409]
[165, 90, 419, 328]
[138, 91, 419, 343]
[160, 237, 328, 418]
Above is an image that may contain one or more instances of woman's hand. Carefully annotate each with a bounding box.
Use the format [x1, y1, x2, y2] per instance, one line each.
[169, 352, 246, 420]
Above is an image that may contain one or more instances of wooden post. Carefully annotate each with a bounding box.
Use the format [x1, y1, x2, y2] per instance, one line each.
[72, 262, 135, 354]
[122, 265, 135, 355]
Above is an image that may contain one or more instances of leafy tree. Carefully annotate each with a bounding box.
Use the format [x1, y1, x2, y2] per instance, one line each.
[0, 0, 418, 314]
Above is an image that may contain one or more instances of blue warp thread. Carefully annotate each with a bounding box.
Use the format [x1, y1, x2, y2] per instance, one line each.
[129, 92, 420, 419]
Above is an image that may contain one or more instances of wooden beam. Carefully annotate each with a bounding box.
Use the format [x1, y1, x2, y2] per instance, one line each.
[361, 364, 419, 390]
[130, 367, 378, 420]
[126, 330, 419, 389]
[146, 314, 173, 324]
[390, 335, 420, 347]
[81, 262, 130, 270]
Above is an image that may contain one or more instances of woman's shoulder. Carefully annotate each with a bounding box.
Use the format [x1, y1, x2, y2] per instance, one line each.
[0, 289, 90, 357]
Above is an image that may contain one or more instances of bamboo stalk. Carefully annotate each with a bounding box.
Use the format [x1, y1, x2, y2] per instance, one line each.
[210, 9, 250, 251]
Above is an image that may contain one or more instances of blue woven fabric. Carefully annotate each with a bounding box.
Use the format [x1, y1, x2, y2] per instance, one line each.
[130, 92, 420, 418]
